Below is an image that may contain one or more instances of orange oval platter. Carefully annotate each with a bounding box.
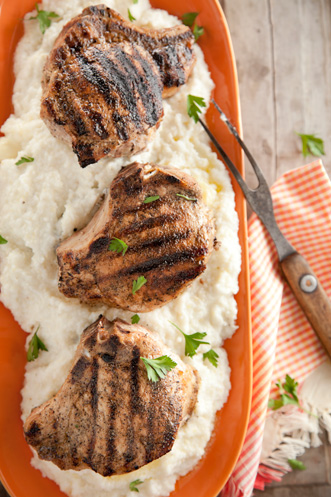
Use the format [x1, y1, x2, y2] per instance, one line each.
[0, 1, 252, 496]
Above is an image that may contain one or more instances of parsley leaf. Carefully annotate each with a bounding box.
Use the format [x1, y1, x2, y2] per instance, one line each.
[297, 133, 325, 157]
[187, 94, 206, 123]
[170, 321, 209, 357]
[132, 276, 147, 295]
[182, 12, 199, 27]
[288, 459, 306, 471]
[203, 349, 219, 367]
[193, 24, 204, 41]
[131, 314, 140, 324]
[108, 237, 128, 256]
[267, 375, 313, 413]
[0, 235, 8, 245]
[128, 8, 136, 22]
[29, 4, 60, 34]
[176, 193, 197, 202]
[27, 327, 48, 362]
[144, 195, 160, 204]
[141, 355, 177, 382]
[15, 156, 34, 166]
[129, 479, 144, 492]
[132, 0, 138, 3]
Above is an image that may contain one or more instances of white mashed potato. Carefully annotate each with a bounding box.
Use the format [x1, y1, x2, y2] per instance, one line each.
[0, 0, 241, 496]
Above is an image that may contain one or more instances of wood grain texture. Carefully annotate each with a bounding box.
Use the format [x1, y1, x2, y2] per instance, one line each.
[281, 252, 331, 358]
[223, 0, 331, 495]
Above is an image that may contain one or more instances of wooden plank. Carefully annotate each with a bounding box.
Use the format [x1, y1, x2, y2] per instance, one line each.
[270, 0, 331, 177]
[255, 484, 331, 497]
[222, 0, 277, 187]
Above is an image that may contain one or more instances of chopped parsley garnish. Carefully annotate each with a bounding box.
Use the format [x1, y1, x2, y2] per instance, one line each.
[132, 276, 147, 295]
[268, 375, 316, 417]
[132, 0, 138, 3]
[203, 349, 219, 367]
[141, 355, 177, 382]
[131, 314, 140, 324]
[268, 374, 300, 410]
[176, 193, 197, 202]
[15, 156, 34, 166]
[0, 235, 8, 245]
[297, 133, 325, 157]
[129, 479, 144, 492]
[187, 94, 206, 123]
[170, 321, 209, 358]
[108, 237, 128, 256]
[28, 3, 60, 34]
[288, 459, 306, 471]
[144, 195, 160, 204]
[27, 327, 48, 362]
[182, 12, 199, 27]
[128, 8, 136, 22]
[181, 12, 204, 42]
[193, 24, 204, 41]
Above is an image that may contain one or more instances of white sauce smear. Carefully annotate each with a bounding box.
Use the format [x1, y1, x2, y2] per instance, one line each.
[0, 1, 241, 496]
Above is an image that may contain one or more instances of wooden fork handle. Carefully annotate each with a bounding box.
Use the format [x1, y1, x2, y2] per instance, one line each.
[280, 252, 331, 359]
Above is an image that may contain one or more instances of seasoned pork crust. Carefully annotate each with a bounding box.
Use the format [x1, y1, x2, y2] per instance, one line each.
[24, 316, 199, 476]
[56, 162, 216, 312]
[41, 5, 196, 167]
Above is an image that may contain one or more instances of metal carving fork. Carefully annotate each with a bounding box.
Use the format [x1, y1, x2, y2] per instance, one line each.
[199, 100, 331, 359]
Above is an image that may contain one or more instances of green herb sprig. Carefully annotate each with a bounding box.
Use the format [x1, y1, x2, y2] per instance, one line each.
[0, 235, 8, 245]
[15, 156, 34, 166]
[144, 195, 160, 204]
[297, 133, 325, 158]
[182, 12, 204, 41]
[131, 314, 140, 324]
[27, 327, 48, 362]
[268, 375, 316, 417]
[182, 12, 199, 27]
[108, 237, 128, 256]
[141, 355, 177, 382]
[176, 193, 197, 202]
[288, 459, 306, 471]
[129, 479, 144, 492]
[128, 9, 136, 22]
[132, 276, 147, 295]
[203, 349, 219, 367]
[28, 3, 59, 34]
[187, 94, 206, 123]
[170, 321, 209, 358]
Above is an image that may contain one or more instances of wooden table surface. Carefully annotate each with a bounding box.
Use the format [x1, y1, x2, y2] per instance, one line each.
[1, 1, 330, 497]
[221, 0, 331, 495]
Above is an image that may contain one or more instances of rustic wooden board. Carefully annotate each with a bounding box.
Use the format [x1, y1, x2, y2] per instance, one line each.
[223, 0, 331, 495]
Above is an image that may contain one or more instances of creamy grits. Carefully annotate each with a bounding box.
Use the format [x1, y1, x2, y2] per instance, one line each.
[0, 1, 241, 497]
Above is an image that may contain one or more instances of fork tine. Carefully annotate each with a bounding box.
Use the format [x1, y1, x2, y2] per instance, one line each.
[198, 117, 250, 196]
[211, 99, 267, 186]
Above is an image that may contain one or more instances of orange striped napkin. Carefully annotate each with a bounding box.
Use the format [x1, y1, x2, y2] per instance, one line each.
[221, 159, 330, 496]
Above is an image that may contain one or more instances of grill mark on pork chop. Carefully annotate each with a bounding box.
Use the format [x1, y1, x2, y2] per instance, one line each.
[120, 213, 180, 234]
[90, 47, 142, 126]
[118, 247, 208, 276]
[71, 356, 89, 384]
[119, 230, 192, 254]
[86, 358, 99, 470]
[131, 45, 165, 125]
[153, 266, 205, 293]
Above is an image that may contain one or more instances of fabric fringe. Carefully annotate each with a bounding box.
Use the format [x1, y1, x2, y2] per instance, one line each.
[254, 361, 331, 491]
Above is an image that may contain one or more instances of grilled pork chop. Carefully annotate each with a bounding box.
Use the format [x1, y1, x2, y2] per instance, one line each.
[56, 162, 216, 312]
[24, 316, 199, 475]
[41, 5, 196, 167]
[42, 42, 164, 167]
